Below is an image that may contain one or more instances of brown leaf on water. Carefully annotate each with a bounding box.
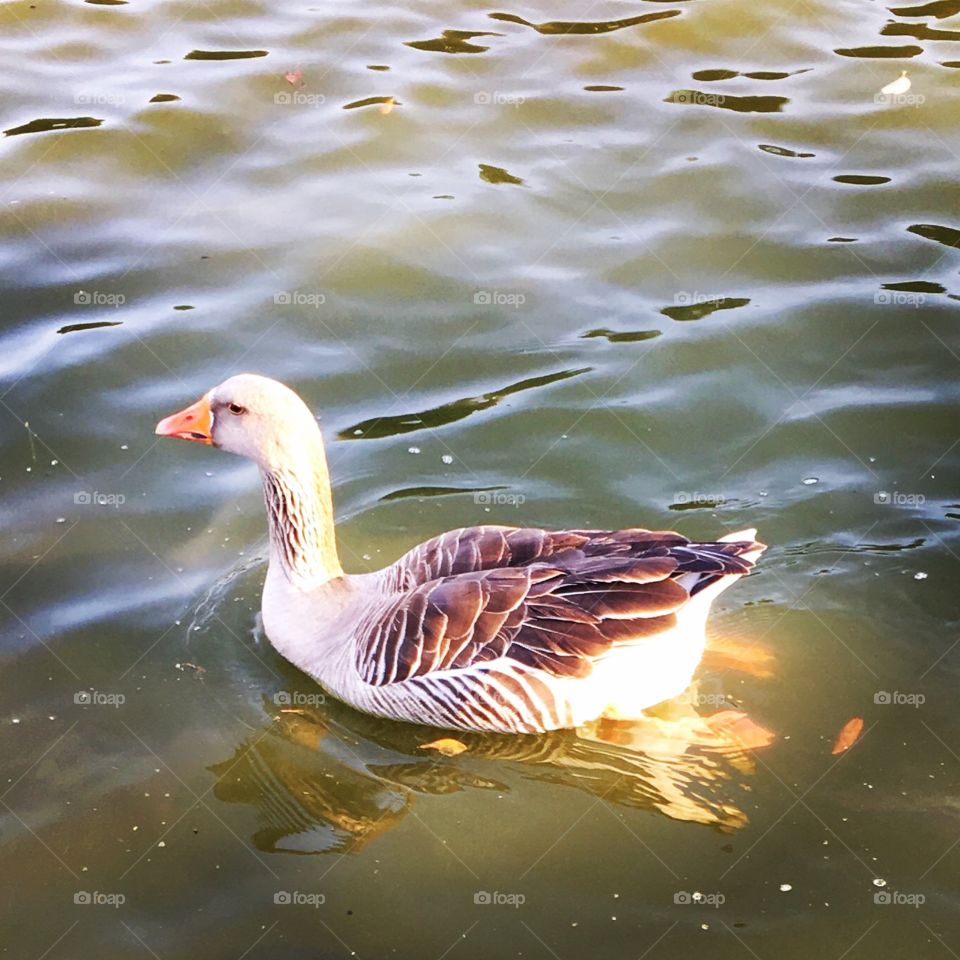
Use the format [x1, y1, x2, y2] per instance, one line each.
[831, 716, 864, 754]
[420, 738, 468, 756]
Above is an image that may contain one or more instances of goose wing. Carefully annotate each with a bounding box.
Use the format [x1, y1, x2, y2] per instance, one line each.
[358, 527, 759, 685]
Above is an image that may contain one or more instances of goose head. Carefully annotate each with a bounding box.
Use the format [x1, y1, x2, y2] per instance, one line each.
[155, 373, 322, 470]
[157, 374, 341, 584]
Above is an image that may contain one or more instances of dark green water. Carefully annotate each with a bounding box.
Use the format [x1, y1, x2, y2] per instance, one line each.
[2, 0, 959, 956]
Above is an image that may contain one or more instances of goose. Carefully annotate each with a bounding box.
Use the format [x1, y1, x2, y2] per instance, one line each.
[156, 374, 765, 735]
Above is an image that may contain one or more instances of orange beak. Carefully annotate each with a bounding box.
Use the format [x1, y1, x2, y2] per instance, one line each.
[155, 395, 213, 444]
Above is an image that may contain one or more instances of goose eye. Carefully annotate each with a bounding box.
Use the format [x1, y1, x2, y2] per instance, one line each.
[227, 402, 247, 416]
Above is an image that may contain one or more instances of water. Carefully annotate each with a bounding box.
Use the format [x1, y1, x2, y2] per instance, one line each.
[2, 0, 959, 955]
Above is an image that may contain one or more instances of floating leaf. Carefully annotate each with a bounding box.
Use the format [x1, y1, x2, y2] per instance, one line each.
[831, 716, 864, 754]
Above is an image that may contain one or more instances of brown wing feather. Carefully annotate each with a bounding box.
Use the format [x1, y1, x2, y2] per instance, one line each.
[389, 526, 607, 588]
[359, 525, 763, 685]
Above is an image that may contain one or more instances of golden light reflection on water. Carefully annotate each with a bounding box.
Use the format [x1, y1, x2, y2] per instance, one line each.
[210, 663, 778, 856]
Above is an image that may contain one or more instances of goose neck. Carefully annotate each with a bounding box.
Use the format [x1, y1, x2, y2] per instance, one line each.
[261, 453, 341, 587]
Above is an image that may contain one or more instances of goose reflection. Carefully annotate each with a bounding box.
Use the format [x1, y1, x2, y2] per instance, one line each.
[209, 651, 775, 854]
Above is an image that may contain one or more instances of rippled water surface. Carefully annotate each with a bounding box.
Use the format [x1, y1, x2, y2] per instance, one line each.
[2, 0, 960, 956]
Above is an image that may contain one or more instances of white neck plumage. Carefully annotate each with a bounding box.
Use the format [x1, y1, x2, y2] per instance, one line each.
[260, 442, 342, 589]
